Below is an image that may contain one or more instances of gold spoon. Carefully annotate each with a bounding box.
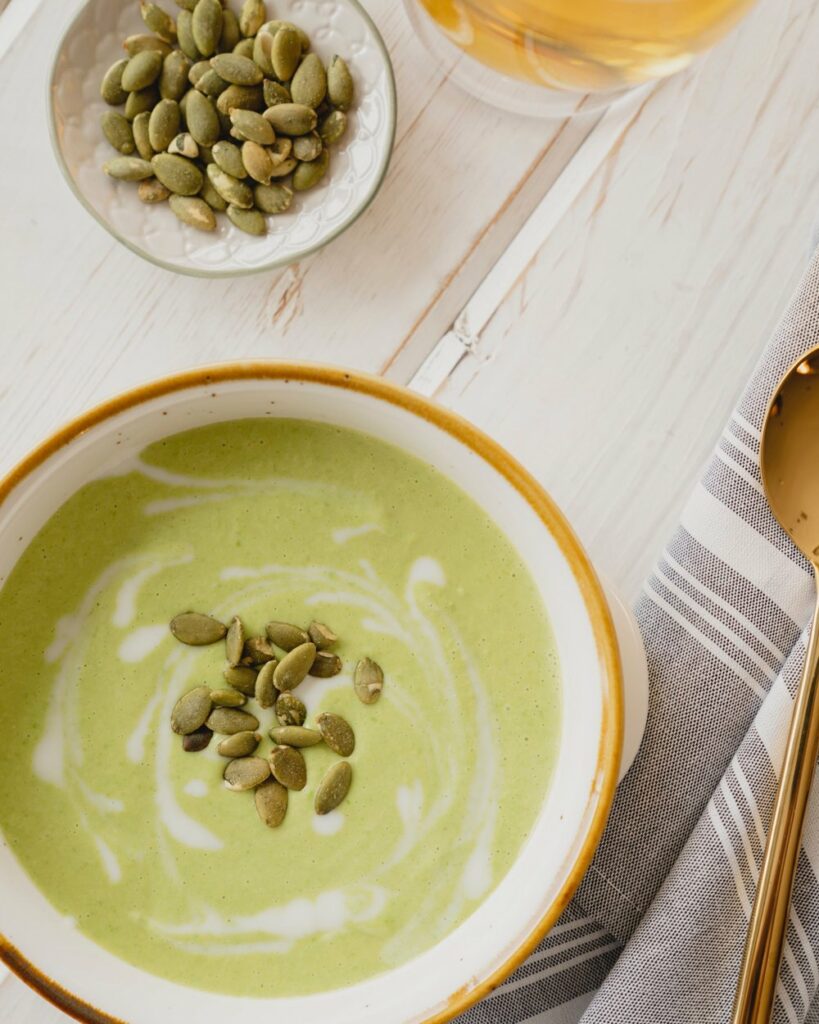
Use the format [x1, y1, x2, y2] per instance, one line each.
[733, 344, 819, 1023]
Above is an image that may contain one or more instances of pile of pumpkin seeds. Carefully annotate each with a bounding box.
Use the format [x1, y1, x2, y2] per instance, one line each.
[99, 0, 355, 235]
[168, 610, 384, 828]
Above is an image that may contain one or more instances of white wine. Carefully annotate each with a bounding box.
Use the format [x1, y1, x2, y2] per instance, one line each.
[416, 0, 757, 93]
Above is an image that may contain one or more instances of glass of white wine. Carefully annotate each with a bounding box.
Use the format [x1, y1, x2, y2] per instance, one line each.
[404, 0, 758, 117]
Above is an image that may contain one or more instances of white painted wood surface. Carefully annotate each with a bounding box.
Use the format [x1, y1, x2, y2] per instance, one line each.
[0, 0, 817, 1017]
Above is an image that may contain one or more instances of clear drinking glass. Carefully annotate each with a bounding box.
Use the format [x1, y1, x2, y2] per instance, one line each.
[404, 0, 758, 117]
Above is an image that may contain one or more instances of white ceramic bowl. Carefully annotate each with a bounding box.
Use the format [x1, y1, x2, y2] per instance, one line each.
[49, 1, 396, 277]
[0, 365, 622, 1023]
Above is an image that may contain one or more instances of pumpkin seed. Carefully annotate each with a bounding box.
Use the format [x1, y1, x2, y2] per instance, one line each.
[171, 685, 213, 734]
[206, 707, 260, 734]
[153, 152, 204, 194]
[239, 0, 266, 37]
[137, 177, 170, 202]
[185, 89, 220, 146]
[125, 85, 159, 120]
[319, 109, 347, 146]
[253, 31, 275, 77]
[234, 37, 255, 59]
[176, 10, 200, 60]
[101, 59, 129, 105]
[132, 112, 154, 159]
[148, 98, 181, 151]
[217, 83, 264, 114]
[200, 173, 229, 210]
[191, 0, 222, 57]
[307, 621, 338, 650]
[268, 136, 292, 162]
[169, 194, 217, 230]
[160, 50, 191, 100]
[212, 139, 247, 178]
[227, 204, 266, 235]
[211, 53, 263, 86]
[101, 111, 135, 155]
[140, 2, 176, 43]
[263, 102, 316, 136]
[263, 78, 291, 107]
[255, 660, 278, 708]
[196, 67, 228, 97]
[122, 49, 164, 91]
[220, 8, 241, 51]
[275, 692, 306, 727]
[317, 712, 355, 756]
[217, 730, 261, 757]
[103, 156, 154, 181]
[167, 131, 199, 158]
[269, 725, 322, 747]
[189, 59, 210, 84]
[182, 725, 213, 751]
[207, 163, 254, 207]
[241, 140, 274, 184]
[224, 756, 270, 791]
[266, 621, 310, 651]
[210, 688, 246, 707]
[263, 20, 310, 53]
[327, 55, 354, 110]
[169, 611, 226, 643]
[291, 53, 326, 109]
[254, 181, 293, 213]
[268, 156, 297, 178]
[274, 642, 316, 691]
[229, 108, 275, 144]
[354, 658, 383, 704]
[292, 131, 322, 162]
[315, 761, 352, 815]
[225, 615, 245, 666]
[271, 26, 301, 81]
[179, 87, 191, 120]
[123, 34, 173, 57]
[223, 664, 257, 694]
[270, 745, 306, 790]
[293, 149, 329, 191]
[309, 650, 342, 678]
[255, 778, 288, 827]
[242, 635, 276, 664]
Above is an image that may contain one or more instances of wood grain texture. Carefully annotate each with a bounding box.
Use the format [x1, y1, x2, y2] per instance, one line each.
[432, 0, 819, 602]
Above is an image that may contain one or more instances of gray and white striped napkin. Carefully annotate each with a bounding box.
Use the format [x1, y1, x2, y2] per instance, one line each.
[459, 247, 819, 1024]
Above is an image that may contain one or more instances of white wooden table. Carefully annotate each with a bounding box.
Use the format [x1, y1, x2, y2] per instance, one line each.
[2, 0, 818, 1018]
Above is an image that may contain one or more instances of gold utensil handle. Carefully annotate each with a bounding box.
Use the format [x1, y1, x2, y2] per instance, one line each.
[732, 586, 819, 1023]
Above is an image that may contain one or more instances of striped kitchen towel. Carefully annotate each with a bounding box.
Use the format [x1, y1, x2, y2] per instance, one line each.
[459, 246, 819, 1024]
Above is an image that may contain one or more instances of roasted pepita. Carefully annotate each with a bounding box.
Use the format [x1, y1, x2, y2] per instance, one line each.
[273, 642, 316, 691]
[169, 610, 225, 643]
[275, 692, 306, 727]
[207, 707, 260, 735]
[317, 712, 355, 756]
[270, 745, 307, 790]
[171, 685, 213, 735]
[217, 730, 261, 757]
[315, 761, 352, 815]
[224, 756, 271, 791]
[265, 621, 310, 651]
[353, 657, 384, 704]
[255, 778, 288, 827]
[269, 725, 322, 747]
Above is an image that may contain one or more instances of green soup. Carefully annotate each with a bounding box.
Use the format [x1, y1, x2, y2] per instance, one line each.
[0, 419, 560, 996]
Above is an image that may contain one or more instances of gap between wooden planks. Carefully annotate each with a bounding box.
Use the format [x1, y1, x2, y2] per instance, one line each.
[405, 84, 654, 399]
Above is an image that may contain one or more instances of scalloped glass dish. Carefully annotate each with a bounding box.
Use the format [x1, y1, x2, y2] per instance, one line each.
[48, 0, 396, 277]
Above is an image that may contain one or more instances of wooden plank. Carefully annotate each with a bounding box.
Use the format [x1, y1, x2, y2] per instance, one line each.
[430, 0, 819, 601]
